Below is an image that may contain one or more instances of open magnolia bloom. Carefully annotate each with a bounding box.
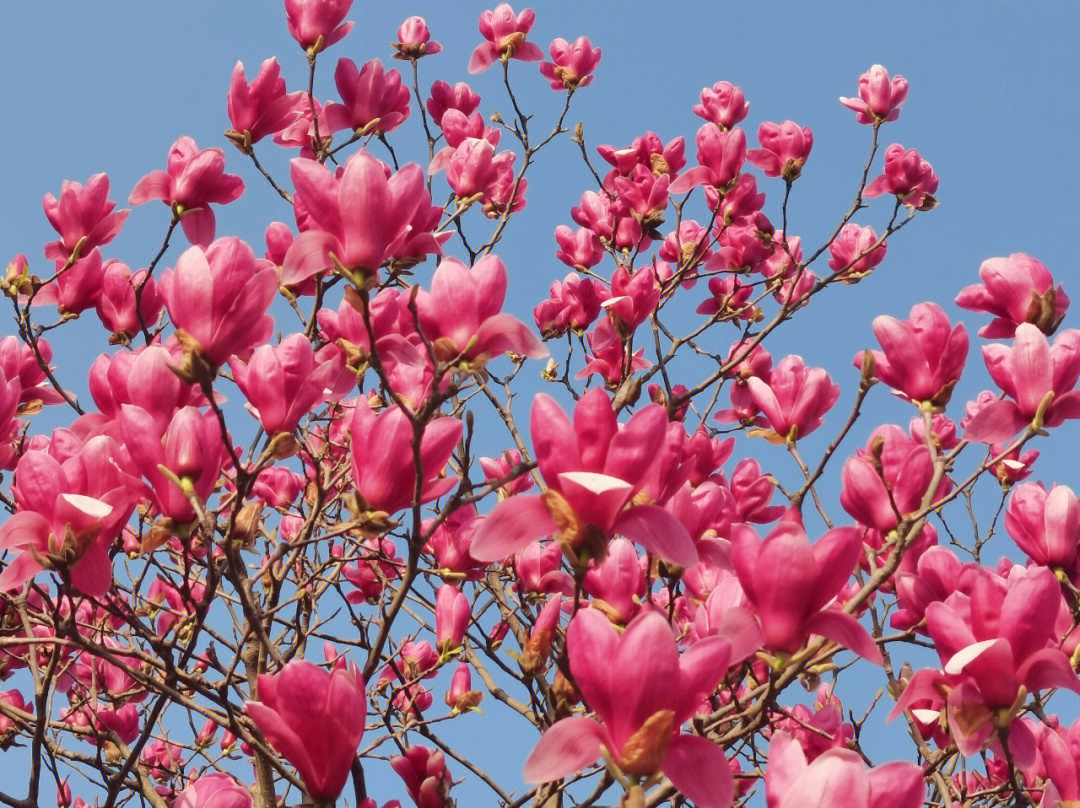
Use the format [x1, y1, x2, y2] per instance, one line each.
[471, 388, 698, 569]
[524, 610, 734, 808]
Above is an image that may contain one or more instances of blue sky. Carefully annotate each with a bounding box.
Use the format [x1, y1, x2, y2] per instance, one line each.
[2, 1, 1080, 805]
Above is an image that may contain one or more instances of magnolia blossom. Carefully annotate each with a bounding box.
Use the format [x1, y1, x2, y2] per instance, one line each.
[1004, 482, 1080, 573]
[746, 355, 839, 442]
[129, 136, 244, 246]
[468, 4, 543, 73]
[226, 58, 300, 148]
[747, 121, 814, 181]
[245, 659, 366, 799]
[414, 256, 547, 364]
[693, 81, 748, 129]
[325, 58, 411, 135]
[524, 610, 734, 808]
[539, 36, 601, 90]
[471, 389, 698, 567]
[956, 253, 1069, 337]
[857, 302, 969, 408]
[839, 65, 909, 124]
[42, 174, 129, 261]
[173, 773, 252, 808]
[964, 324, 1080, 442]
[393, 16, 441, 59]
[864, 143, 938, 208]
[285, 0, 353, 53]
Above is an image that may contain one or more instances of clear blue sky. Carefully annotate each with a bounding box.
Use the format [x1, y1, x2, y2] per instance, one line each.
[2, 1, 1079, 805]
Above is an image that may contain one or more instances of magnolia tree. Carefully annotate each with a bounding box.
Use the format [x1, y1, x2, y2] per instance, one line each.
[1, 3, 1078, 808]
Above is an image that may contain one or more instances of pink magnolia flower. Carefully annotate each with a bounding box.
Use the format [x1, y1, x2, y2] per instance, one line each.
[0, 336, 66, 408]
[577, 317, 650, 384]
[95, 261, 162, 339]
[245, 659, 366, 800]
[765, 731, 924, 808]
[230, 333, 350, 435]
[470, 389, 698, 568]
[864, 143, 938, 209]
[828, 223, 887, 279]
[857, 302, 969, 408]
[435, 584, 470, 653]
[539, 37, 601, 91]
[964, 324, 1080, 442]
[414, 256, 547, 364]
[129, 136, 244, 247]
[425, 81, 481, 127]
[840, 425, 947, 533]
[325, 59, 411, 136]
[173, 773, 252, 808]
[554, 225, 604, 270]
[693, 81, 749, 129]
[839, 65, 910, 124]
[1005, 482, 1080, 573]
[42, 174, 129, 261]
[284, 150, 444, 284]
[523, 610, 734, 808]
[892, 566, 1080, 762]
[581, 538, 646, 623]
[273, 95, 336, 157]
[284, 0, 354, 54]
[391, 746, 452, 808]
[427, 109, 500, 173]
[468, 4, 544, 74]
[479, 449, 534, 496]
[88, 344, 202, 432]
[891, 546, 963, 632]
[348, 402, 461, 514]
[120, 405, 230, 523]
[731, 520, 883, 663]
[34, 248, 105, 315]
[956, 253, 1069, 338]
[226, 58, 301, 148]
[445, 662, 482, 713]
[746, 355, 840, 442]
[393, 16, 441, 59]
[159, 238, 277, 367]
[747, 121, 814, 181]
[604, 264, 660, 334]
[0, 435, 137, 597]
[669, 125, 746, 193]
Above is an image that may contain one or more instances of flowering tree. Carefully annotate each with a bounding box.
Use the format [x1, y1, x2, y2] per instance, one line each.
[1, 3, 1078, 808]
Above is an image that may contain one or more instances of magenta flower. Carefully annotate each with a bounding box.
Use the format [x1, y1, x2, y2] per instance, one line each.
[120, 405, 230, 523]
[766, 731, 924, 808]
[284, 150, 443, 284]
[435, 584, 470, 653]
[348, 402, 461, 514]
[34, 248, 106, 315]
[746, 355, 839, 442]
[693, 81, 749, 129]
[534, 272, 608, 338]
[159, 238, 276, 366]
[0, 435, 137, 597]
[554, 225, 604, 270]
[669, 125, 746, 193]
[828, 223, 887, 279]
[964, 324, 1080, 443]
[891, 546, 964, 632]
[523, 610, 733, 808]
[393, 16, 442, 59]
[470, 389, 698, 568]
[325, 58, 411, 136]
[42, 174, 129, 261]
[1005, 482, 1080, 572]
[840, 425, 949, 533]
[468, 4, 544, 74]
[731, 520, 882, 663]
[892, 566, 1080, 761]
[129, 136, 244, 247]
[230, 333, 350, 435]
[864, 143, 938, 209]
[840, 65, 910, 124]
[95, 261, 162, 339]
[245, 659, 366, 800]
[425, 81, 481, 127]
[747, 121, 814, 181]
[173, 773, 252, 808]
[414, 255, 547, 364]
[284, 0, 354, 54]
[88, 344, 202, 432]
[391, 746, 452, 808]
[857, 302, 969, 408]
[956, 253, 1069, 338]
[226, 58, 301, 148]
[539, 36, 601, 91]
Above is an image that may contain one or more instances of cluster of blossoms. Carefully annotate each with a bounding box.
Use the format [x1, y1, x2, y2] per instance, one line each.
[0, 4, 1077, 808]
